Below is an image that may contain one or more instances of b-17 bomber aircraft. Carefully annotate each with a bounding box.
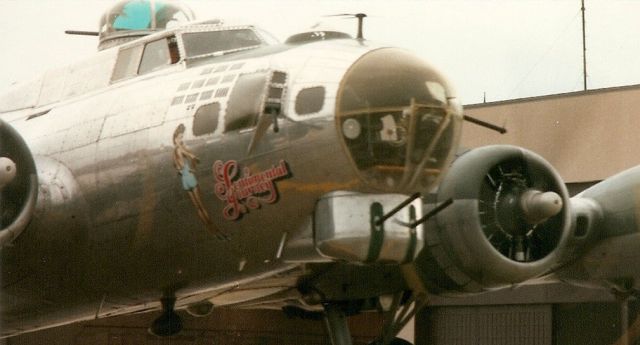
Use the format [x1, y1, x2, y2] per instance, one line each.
[2, 1, 640, 344]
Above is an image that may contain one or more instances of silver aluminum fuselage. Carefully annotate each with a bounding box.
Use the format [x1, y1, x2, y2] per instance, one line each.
[0, 38, 381, 335]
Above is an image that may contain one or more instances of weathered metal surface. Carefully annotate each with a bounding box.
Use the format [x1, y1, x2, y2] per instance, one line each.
[0, 19, 463, 338]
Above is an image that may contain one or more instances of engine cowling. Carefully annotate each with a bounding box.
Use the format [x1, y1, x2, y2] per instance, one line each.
[0, 119, 38, 245]
[414, 145, 572, 293]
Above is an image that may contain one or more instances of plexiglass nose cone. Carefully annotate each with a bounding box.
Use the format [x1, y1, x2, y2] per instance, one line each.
[337, 48, 463, 192]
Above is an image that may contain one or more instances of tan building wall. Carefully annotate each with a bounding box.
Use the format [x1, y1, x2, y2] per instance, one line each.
[461, 84, 640, 183]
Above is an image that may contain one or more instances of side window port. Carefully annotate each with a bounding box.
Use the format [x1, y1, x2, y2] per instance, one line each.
[225, 72, 268, 132]
[295, 86, 325, 115]
[192, 102, 220, 136]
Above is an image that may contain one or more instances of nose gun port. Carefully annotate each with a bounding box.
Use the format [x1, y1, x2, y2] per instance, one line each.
[336, 48, 463, 193]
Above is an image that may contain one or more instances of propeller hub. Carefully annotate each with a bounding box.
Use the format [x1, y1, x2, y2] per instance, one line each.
[0, 157, 16, 189]
[520, 190, 563, 224]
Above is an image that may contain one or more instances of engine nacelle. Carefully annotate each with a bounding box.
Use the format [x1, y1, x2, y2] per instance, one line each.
[0, 119, 38, 245]
[414, 145, 572, 293]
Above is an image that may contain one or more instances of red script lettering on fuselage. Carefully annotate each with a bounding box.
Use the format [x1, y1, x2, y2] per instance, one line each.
[213, 160, 290, 220]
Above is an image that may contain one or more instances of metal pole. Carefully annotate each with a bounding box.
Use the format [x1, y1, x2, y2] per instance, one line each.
[323, 305, 353, 345]
[621, 298, 629, 345]
[355, 13, 367, 40]
[581, 0, 587, 91]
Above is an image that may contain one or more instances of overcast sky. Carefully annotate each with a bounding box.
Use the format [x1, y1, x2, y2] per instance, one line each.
[2, 0, 639, 104]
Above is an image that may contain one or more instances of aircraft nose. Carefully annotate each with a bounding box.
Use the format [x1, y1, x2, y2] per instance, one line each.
[336, 48, 463, 193]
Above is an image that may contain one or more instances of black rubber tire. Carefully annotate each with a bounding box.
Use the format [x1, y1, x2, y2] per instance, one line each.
[148, 310, 183, 337]
[369, 337, 413, 345]
[389, 338, 413, 345]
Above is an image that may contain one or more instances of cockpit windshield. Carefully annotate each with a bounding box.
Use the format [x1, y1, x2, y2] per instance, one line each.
[182, 29, 265, 58]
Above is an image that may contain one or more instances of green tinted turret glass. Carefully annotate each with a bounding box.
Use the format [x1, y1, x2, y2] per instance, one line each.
[98, 0, 194, 50]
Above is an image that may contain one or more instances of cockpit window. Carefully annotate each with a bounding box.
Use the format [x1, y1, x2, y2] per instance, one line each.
[112, 44, 144, 81]
[112, 35, 180, 82]
[182, 29, 264, 58]
[139, 37, 171, 74]
[255, 28, 280, 45]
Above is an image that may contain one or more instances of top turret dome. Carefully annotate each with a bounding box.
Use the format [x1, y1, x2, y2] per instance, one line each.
[98, 0, 195, 50]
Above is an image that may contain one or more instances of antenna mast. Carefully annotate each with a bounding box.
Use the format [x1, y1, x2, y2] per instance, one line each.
[581, 0, 587, 91]
[355, 13, 367, 40]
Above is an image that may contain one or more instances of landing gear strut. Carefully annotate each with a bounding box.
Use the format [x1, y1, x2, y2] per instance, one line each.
[149, 296, 183, 337]
[323, 304, 353, 345]
[322, 291, 427, 345]
[375, 292, 428, 345]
